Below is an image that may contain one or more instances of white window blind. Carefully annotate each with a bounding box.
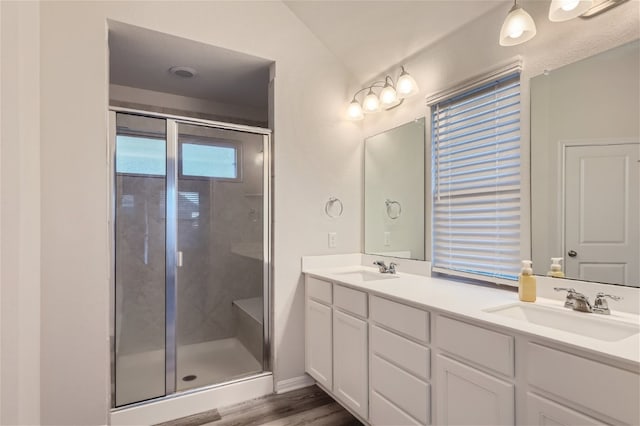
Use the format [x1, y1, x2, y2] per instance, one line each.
[432, 73, 521, 282]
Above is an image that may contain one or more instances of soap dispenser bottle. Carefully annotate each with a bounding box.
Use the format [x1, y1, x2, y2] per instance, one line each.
[547, 257, 565, 278]
[518, 260, 536, 302]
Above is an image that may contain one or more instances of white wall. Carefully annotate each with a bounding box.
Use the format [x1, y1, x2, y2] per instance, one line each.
[360, 0, 640, 263]
[110, 83, 268, 125]
[0, 2, 41, 425]
[38, 1, 361, 424]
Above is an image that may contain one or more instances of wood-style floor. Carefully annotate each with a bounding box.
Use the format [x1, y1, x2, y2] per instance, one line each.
[155, 385, 363, 426]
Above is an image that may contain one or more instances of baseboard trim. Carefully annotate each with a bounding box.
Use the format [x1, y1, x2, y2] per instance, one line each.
[274, 374, 315, 394]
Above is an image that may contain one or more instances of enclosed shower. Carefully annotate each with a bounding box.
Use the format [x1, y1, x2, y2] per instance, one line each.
[110, 111, 271, 408]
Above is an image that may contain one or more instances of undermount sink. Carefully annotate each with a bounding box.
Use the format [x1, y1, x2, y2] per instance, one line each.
[484, 303, 640, 342]
[332, 270, 399, 282]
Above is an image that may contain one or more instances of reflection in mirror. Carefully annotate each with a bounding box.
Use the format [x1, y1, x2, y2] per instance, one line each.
[531, 40, 639, 287]
[364, 118, 425, 260]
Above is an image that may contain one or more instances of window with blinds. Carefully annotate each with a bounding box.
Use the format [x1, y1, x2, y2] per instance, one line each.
[431, 72, 521, 283]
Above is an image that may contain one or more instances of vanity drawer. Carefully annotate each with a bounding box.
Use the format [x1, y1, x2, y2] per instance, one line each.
[370, 296, 429, 343]
[371, 325, 430, 381]
[371, 354, 430, 424]
[334, 284, 367, 318]
[436, 315, 514, 377]
[306, 276, 332, 305]
[370, 390, 423, 426]
[527, 343, 639, 425]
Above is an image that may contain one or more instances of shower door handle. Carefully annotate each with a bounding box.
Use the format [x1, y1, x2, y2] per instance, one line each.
[177, 251, 183, 268]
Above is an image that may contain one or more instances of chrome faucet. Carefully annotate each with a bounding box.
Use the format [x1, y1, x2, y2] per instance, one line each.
[373, 260, 397, 274]
[554, 287, 578, 308]
[571, 292, 593, 313]
[593, 292, 622, 315]
[554, 287, 622, 315]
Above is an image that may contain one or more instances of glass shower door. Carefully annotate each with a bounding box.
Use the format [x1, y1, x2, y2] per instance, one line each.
[114, 113, 167, 406]
[174, 123, 266, 391]
[113, 113, 270, 406]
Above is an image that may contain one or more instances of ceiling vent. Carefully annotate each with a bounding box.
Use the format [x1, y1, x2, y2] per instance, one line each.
[169, 66, 197, 78]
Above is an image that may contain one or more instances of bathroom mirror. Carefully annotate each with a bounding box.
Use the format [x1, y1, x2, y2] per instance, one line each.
[364, 118, 426, 260]
[531, 40, 639, 287]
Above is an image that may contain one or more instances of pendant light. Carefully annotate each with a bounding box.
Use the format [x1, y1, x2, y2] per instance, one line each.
[499, 0, 537, 46]
[548, 0, 593, 21]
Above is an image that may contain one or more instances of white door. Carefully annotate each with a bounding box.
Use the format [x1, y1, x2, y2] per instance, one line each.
[333, 309, 368, 419]
[565, 143, 639, 285]
[305, 299, 333, 389]
[435, 355, 514, 426]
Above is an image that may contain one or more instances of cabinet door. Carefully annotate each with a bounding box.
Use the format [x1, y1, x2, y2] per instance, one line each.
[435, 355, 514, 426]
[526, 393, 603, 425]
[305, 299, 332, 389]
[333, 309, 368, 419]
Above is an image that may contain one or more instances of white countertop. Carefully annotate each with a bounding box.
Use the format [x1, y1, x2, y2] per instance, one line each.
[303, 264, 640, 366]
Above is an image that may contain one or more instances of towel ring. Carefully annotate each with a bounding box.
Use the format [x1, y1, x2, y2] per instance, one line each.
[385, 199, 402, 219]
[325, 196, 344, 218]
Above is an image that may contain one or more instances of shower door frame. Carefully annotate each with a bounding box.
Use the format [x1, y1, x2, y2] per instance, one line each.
[108, 107, 273, 408]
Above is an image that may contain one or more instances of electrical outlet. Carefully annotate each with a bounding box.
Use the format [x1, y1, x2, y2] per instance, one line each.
[384, 232, 391, 246]
[328, 232, 337, 248]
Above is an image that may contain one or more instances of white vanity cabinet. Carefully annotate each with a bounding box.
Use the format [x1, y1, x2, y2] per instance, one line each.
[434, 315, 515, 426]
[304, 270, 639, 426]
[333, 285, 369, 419]
[304, 276, 369, 420]
[525, 342, 640, 425]
[525, 393, 603, 426]
[369, 296, 431, 426]
[304, 277, 333, 390]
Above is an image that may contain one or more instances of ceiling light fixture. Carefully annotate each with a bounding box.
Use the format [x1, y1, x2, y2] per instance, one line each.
[346, 66, 418, 121]
[549, 0, 593, 21]
[499, 0, 537, 46]
[499, 0, 626, 47]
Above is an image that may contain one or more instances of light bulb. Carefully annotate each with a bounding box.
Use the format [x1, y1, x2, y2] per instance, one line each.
[362, 89, 380, 113]
[561, 0, 580, 11]
[346, 99, 364, 120]
[499, 4, 537, 46]
[379, 83, 398, 106]
[396, 68, 419, 97]
[548, 0, 592, 21]
[509, 26, 524, 39]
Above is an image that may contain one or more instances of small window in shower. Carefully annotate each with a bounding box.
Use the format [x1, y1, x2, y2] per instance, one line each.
[179, 140, 240, 180]
[116, 135, 166, 176]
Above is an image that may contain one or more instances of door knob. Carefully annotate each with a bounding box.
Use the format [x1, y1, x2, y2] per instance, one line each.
[568, 250, 577, 257]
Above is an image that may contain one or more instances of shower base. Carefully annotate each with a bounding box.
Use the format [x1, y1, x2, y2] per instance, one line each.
[116, 337, 262, 407]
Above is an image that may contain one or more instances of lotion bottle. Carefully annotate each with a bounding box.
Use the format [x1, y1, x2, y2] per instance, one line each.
[518, 260, 536, 302]
[547, 257, 565, 278]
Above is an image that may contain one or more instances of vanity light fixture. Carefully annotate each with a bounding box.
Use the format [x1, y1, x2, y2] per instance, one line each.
[346, 66, 419, 121]
[499, 0, 537, 46]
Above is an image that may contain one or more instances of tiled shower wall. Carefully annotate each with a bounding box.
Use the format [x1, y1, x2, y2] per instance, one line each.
[115, 138, 264, 356]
